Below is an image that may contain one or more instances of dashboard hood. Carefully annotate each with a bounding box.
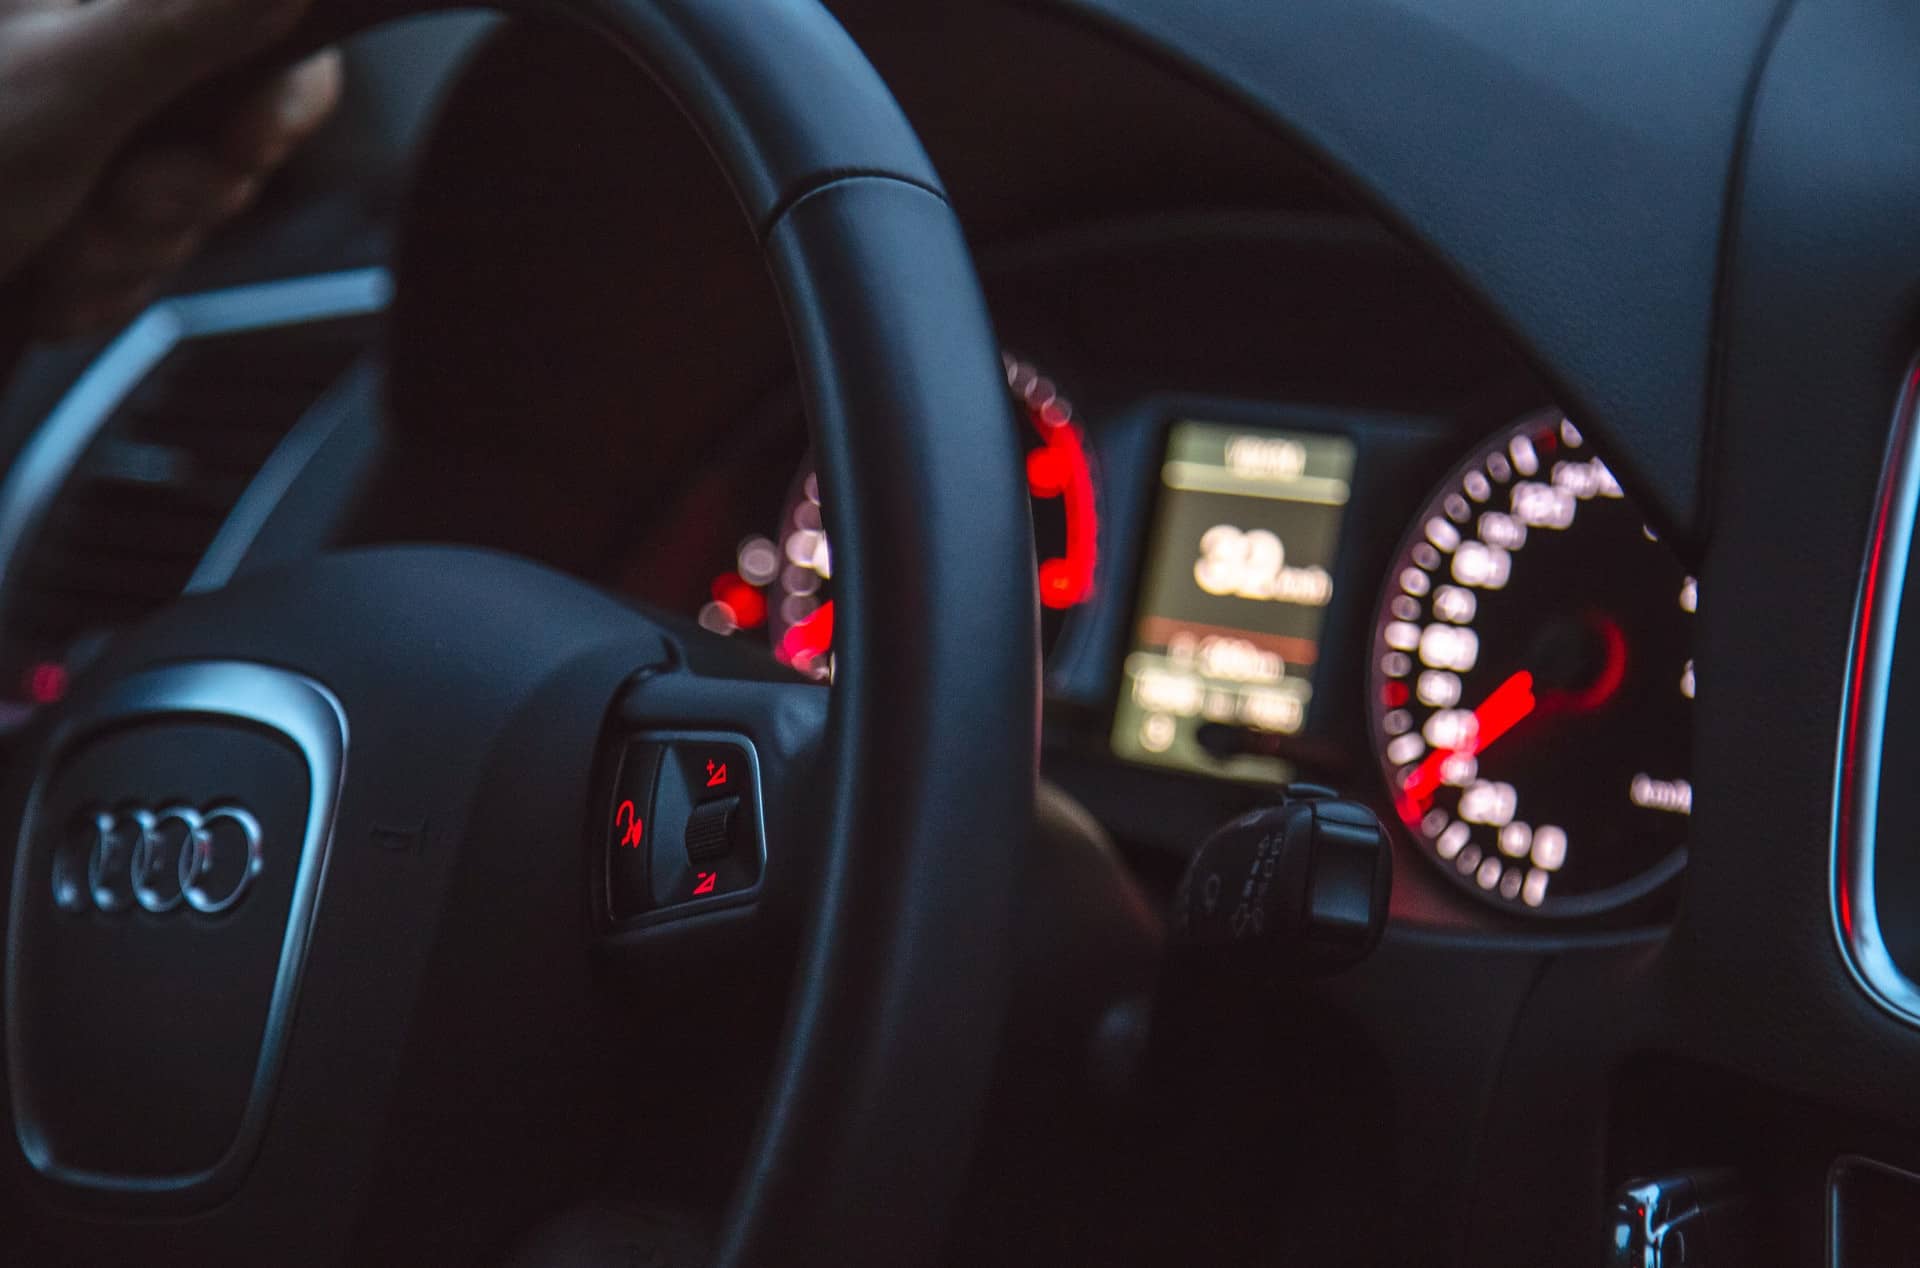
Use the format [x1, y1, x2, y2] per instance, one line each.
[1060, 0, 1785, 544]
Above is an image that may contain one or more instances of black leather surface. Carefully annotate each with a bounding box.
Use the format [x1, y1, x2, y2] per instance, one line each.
[1053, 0, 1789, 543]
[283, 2, 1026, 1259]
[275, 0, 943, 230]
[728, 173, 1034, 1265]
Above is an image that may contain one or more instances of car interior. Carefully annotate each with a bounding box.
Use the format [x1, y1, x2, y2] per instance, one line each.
[0, 0, 1915, 1264]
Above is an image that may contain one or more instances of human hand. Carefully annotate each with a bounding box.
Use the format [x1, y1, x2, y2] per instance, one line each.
[0, 0, 341, 336]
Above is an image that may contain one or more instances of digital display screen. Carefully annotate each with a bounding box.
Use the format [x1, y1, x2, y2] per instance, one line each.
[1112, 421, 1357, 780]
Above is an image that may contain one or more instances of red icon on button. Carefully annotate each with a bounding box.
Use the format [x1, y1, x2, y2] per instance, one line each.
[705, 760, 728, 789]
[692, 871, 718, 896]
[614, 800, 644, 848]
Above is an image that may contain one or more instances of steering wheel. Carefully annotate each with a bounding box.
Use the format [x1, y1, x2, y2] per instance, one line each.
[0, 1, 1037, 1263]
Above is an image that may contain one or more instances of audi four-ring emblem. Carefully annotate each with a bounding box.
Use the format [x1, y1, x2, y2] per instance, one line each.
[50, 805, 262, 916]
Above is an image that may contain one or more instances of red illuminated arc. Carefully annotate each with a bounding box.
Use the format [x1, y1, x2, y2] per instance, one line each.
[1026, 397, 1098, 610]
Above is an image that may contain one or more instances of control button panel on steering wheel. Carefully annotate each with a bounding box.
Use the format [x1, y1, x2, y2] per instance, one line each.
[601, 732, 764, 925]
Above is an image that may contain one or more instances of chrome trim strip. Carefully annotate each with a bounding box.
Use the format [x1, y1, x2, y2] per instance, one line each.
[0, 268, 391, 618]
[1832, 363, 1920, 1024]
[4, 661, 348, 1200]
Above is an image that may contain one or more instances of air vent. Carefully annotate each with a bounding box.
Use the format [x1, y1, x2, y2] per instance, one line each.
[0, 270, 390, 717]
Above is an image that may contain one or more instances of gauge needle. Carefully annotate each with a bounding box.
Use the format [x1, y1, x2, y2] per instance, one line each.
[1404, 669, 1537, 809]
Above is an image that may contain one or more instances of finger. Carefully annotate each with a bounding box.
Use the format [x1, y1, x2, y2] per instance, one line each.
[109, 147, 260, 229]
[30, 274, 165, 340]
[31, 0, 314, 124]
[27, 168, 258, 337]
[26, 214, 205, 336]
[63, 219, 205, 287]
[219, 48, 343, 172]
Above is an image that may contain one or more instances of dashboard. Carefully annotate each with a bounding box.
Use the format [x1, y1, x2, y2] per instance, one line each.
[2, 1, 1920, 1264]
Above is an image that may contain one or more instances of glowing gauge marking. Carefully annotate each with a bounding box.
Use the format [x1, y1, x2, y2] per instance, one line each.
[1369, 412, 1694, 917]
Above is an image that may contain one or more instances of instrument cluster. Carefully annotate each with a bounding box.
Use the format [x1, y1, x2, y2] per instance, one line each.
[640, 358, 1693, 924]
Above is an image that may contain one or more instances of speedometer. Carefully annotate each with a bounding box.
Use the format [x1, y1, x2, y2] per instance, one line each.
[1367, 413, 1694, 916]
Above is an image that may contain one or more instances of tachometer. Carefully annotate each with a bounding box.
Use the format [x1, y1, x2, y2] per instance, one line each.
[700, 354, 1098, 679]
[1367, 413, 1694, 916]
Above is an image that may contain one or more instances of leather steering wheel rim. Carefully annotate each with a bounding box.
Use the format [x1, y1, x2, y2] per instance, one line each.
[8, 1, 1037, 1263]
[406, 3, 1040, 1260]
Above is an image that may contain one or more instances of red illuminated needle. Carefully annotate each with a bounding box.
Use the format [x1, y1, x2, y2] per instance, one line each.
[1403, 670, 1537, 809]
